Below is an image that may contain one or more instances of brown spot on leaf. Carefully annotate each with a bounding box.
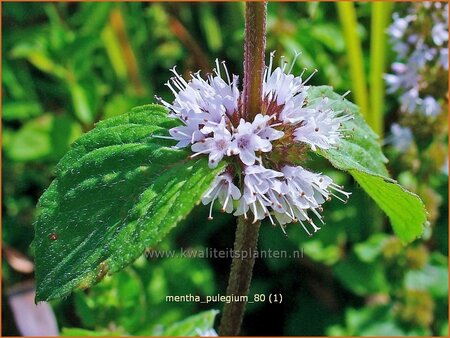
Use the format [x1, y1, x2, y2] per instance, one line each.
[96, 261, 109, 282]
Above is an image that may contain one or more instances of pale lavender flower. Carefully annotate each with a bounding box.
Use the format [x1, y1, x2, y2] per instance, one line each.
[439, 48, 448, 69]
[400, 88, 422, 113]
[293, 98, 351, 151]
[432, 22, 448, 46]
[387, 13, 412, 39]
[422, 96, 441, 116]
[263, 52, 316, 124]
[409, 43, 436, 68]
[442, 157, 448, 176]
[251, 114, 284, 141]
[265, 165, 351, 235]
[386, 3, 447, 116]
[168, 118, 206, 148]
[191, 120, 232, 168]
[227, 118, 273, 165]
[385, 62, 419, 94]
[388, 123, 413, 151]
[234, 165, 284, 224]
[202, 172, 241, 219]
[159, 53, 351, 235]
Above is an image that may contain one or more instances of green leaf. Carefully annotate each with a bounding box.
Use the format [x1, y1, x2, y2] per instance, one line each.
[354, 234, 388, 263]
[68, 82, 97, 125]
[200, 5, 223, 52]
[334, 253, 389, 296]
[159, 310, 219, 336]
[440, 321, 449, 337]
[308, 86, 427, 244]
[350, 171, 426, 244]
[6, 117, 51, 161]
[405, 264, 448, 298]
[303, 239, 342, 265]
[61, 327, 122, 336]
[34, 104, 226, 301]
[5, 114, 82, 162]
[311, 24, 345, 52]
[11, 39, 67, 79]
[2, 100, 43, 121]
[73, 267, 146, 332]
[329, 305, 411, 336]
[72, 254, 217, 334]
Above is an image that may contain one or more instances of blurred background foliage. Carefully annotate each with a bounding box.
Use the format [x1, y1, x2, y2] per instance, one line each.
[2, 2, 448, 336]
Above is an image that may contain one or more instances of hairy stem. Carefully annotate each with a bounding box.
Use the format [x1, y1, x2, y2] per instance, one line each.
[242, 1, 267, 121]
[218, 216, 261, 336]
[218, 3, 267, 335]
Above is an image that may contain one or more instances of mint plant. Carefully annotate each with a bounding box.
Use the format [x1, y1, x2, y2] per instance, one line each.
[34, 2, 427, 335]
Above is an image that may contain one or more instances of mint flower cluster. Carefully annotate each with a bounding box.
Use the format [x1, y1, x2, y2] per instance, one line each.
[385, 2, 448, 117]
[158, 54, 351, 235]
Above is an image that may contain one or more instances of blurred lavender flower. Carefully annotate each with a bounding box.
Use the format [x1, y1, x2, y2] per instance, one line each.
[432, 22, 448, 46]
[386, 123, 413, 151]
[422, 96, 441, 117]
[439, 48, 449, 69]
[385, 2, 448, 117]
[442, 157, 448, 176]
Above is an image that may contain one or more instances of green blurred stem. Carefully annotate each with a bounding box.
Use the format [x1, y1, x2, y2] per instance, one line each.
[369, 2, 393, 137]
[167, 10, 212, 73]
[101, 7, 145, 96]
[242, 1, 267, 121]
[218, 216, 261, 336]
[109, 8, 144, 96]
[337, 2, 370, 121]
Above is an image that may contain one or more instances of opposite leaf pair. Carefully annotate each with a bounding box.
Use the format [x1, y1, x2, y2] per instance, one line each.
[34, 59, 427, 302]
